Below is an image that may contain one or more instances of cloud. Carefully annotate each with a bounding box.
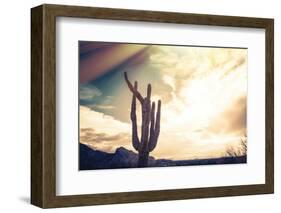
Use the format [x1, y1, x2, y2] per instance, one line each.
[80, 106, 130, 133]
[93, 104, 116, 110]
[80, 106, 132, 152]
[80, 127, 130, 152]
[146, 46, 247, 159]
[208, 95, 247, 134]
[80, 128, 128, 143]
[80, 84, 102, 101]
[79, 45, 248, 160]
[149, 46, 247, 100]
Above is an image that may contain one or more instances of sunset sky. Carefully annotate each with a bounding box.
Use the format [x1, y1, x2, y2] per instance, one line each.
[79, 41, 247, 160]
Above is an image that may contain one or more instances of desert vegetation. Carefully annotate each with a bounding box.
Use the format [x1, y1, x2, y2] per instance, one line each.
[225, 137, 247, 157]
[124, 72, 161, 167]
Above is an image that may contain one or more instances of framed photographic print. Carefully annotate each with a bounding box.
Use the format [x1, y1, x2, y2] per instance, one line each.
[31, 4, 274, 208]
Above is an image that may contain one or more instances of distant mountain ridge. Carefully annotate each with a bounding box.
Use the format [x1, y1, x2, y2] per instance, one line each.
[79, 143, 246, 170]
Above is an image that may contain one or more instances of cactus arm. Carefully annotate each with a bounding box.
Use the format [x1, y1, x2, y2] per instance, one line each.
[148, 102, 155, 151]
[145, 84, 152, 145]
[131, 82, 140, 151]
[155, 100, 161, 138]
[147, 84, 151, 100]
[148, 100, 161, 152]
[144, 98, 151, 147]
[140, 98, 148, 150]
[124, 72, 144, 104]
[140, 84, 152, 151]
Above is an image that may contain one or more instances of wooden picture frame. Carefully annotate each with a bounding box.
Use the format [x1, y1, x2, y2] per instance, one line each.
[31, 4, 274, 208]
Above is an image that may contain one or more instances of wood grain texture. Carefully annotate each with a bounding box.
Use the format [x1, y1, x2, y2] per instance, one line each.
[265, 20, 274, 193]
[31, 5, 43, 207]
[31, 4, 274, 208]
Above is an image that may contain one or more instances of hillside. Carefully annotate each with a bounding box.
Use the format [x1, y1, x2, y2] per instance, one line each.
[79, 143, 246, 170]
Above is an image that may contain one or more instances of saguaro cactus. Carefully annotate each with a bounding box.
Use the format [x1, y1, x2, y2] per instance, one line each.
[124, 72, 161, 167]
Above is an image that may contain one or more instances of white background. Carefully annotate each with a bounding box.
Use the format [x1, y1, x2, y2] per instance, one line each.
[57, 18, 265, 195]
[0, 0, 279, 212]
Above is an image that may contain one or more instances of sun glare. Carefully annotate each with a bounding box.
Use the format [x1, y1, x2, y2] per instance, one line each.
[80, 44, 247, 160]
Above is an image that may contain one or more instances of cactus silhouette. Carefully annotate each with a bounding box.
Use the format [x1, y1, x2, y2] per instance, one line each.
[124, 72, 161, 167]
